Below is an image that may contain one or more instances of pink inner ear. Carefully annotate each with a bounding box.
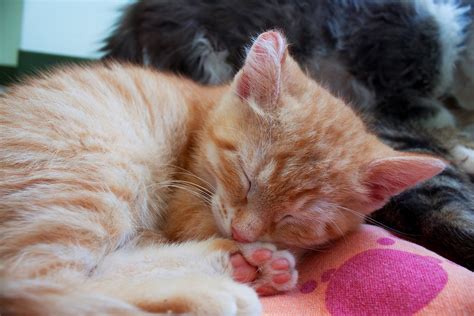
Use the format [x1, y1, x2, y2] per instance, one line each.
[236, 31, 287, 107]
[364, 156, 446, 212]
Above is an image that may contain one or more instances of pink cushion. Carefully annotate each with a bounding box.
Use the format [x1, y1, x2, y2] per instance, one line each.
[261, 224, 474, 315]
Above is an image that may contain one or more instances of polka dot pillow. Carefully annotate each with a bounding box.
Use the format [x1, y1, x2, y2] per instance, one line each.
[261, 224, 474, 315]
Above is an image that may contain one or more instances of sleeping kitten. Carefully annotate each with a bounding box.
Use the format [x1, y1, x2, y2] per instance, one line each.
[103, 0, 474, 269]
[102, 0, 470, 127]
[0, 31, 445, 314]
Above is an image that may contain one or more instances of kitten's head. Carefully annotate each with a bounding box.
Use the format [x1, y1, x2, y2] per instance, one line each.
[200, 31, 445, 248]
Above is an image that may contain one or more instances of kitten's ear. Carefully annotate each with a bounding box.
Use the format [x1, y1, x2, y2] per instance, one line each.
[362, 155, 446, 212]
[236, 30, 287, 109]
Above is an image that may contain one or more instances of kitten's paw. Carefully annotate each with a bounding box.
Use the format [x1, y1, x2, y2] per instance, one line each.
[192, 279, 261, 316]
[231, 242, 298, 296]
[129, 276, 261, 316]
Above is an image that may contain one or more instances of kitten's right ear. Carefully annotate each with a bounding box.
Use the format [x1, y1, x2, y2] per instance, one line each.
[235, 31, 287, 110]
[361, 155, 446, 213]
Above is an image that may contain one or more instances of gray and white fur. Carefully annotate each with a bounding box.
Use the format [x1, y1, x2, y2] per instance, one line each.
[103, 0, 471, 125]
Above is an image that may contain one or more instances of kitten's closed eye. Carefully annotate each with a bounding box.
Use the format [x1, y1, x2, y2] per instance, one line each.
[242, 167, 252, 196]
[277, 214, 294, 224]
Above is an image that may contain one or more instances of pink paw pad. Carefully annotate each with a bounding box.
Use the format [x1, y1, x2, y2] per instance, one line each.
[230, 253, 257, 283]
[272, 273, 291, 284]
[233, 242, 298, 296]
[271, 258, 290, 270]
[251, 249, 272, 264]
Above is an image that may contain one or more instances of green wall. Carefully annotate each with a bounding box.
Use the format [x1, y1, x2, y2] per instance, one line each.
[0, 0, 24, 67]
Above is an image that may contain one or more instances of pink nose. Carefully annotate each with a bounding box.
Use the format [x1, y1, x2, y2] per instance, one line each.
[232, 226, 250, 243]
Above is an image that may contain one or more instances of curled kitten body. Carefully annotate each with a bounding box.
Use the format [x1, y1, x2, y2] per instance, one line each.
[1, 32, 446, 314]
[102, 0, 474, 269]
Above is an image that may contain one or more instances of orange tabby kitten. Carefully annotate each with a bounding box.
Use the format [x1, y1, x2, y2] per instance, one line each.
[0, 31, 445, 315]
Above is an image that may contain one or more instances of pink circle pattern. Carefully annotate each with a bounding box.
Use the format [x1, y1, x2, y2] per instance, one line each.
[300, 279, 318, 294]
[325, 248, 448, 315]
[377, 237, 395, 246]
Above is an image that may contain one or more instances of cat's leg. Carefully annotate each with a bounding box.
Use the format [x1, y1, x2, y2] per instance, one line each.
[1, 235, 262, 315]
[84, 237, 299, 314]
[85, 237, 261, 315]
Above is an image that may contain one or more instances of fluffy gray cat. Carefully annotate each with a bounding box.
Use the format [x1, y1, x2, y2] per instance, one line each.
[103, 0, 473, 125]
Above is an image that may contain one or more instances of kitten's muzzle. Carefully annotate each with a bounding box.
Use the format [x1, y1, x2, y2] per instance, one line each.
[232, 226, 252, 243]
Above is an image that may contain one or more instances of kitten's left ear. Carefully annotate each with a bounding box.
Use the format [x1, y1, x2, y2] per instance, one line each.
[236, 31, 287, 109]
[362, 155, 446, 213]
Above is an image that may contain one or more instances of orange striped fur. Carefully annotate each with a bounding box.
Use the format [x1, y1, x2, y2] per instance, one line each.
[0, 31, 444, 315]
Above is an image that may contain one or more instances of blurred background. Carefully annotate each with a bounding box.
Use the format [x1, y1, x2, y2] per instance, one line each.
[0, 0, 133, 86]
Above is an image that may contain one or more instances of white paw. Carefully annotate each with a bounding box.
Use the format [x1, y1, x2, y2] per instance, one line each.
[231, 242, 298, 296]
[452, 145, 474, 174]
[125, 276, 261, 316]
[214, 279, 262, 316]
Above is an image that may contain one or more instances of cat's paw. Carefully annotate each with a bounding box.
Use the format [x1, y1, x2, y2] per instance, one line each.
[231, 242, 298, 296]
[452, 144, 474, 174]
[122, 276, 261, 316]
[187, 278, 261, 316]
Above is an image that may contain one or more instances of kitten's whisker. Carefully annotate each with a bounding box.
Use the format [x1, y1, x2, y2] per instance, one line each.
[172, 172, 216, 192]
[327, 215, 348, 245]
[295, 245, 328, 253]
[171, 188, 212, 205]
[168, 165, 216, 191]
[154, 180, 213, 200]
[164, 181, 213, 199]
[168, 179, 213, 196]
[158, 163, 216, 191]
[159, 183, 213, 206]
[333, 204, 420, 237]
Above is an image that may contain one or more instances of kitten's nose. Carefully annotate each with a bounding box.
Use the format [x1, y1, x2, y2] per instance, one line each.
[232, 226, 251, 243]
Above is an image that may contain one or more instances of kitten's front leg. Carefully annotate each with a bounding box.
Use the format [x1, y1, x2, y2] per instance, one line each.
[88, 238, 262, 316]
[228, 242, 299, 296]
